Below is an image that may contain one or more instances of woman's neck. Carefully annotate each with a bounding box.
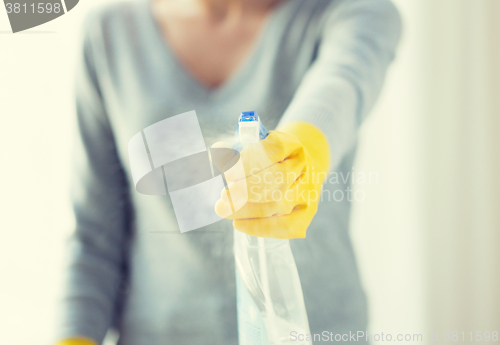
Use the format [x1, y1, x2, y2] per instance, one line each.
[153, 0, 282, 22]
[151, 0, 279, 89]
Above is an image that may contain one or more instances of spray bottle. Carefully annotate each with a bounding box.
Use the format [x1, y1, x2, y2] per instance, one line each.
[233, 111, 312, 345]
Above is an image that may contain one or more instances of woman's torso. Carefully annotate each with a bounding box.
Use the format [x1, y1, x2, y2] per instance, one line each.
[85, 0, 368, 343]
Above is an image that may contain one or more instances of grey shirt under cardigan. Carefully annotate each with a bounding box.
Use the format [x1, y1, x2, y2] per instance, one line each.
[58, 0, 401, 344]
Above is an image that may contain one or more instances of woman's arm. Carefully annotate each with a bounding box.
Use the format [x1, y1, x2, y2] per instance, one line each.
[278, 0, 402, 171]
[217, 0, 401, 238]
[55, 16, 132, 345]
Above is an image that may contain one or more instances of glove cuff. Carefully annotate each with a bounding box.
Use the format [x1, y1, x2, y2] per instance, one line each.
[55, 337, 98, 345]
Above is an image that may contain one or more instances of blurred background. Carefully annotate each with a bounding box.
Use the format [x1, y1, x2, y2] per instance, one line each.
[0, 0, 498, 344]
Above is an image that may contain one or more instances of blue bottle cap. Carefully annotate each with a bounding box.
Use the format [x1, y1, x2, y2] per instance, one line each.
[239, 111, 259, 122]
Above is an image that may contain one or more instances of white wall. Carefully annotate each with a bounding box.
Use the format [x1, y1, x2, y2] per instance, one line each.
[352, 0, 500, 343]
[418, 0, 500, 335]
[0, 2, 120, 344]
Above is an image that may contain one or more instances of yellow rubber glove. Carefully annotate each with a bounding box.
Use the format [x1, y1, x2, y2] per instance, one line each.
[55, 337, 97, 345]
[215, 122, 330, 239]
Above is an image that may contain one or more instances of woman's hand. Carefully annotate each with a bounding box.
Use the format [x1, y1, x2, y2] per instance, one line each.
[215, 122, 330, 239]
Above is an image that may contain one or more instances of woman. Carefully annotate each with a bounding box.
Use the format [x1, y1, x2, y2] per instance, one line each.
[56, 0, 401, 344]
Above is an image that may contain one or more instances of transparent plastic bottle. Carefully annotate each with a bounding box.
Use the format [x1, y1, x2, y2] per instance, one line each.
[233, 111, 312, 345]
